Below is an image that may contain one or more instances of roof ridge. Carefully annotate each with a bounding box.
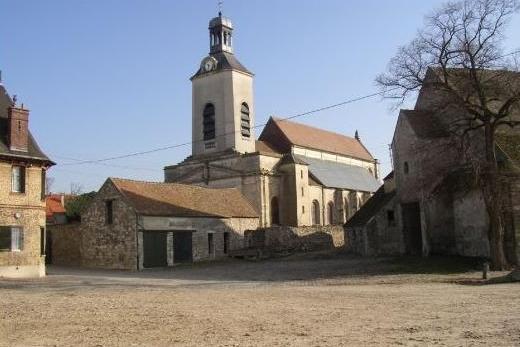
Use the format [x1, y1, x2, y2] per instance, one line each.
[110, 177, 243, 192]
[272, 117, 359, 142]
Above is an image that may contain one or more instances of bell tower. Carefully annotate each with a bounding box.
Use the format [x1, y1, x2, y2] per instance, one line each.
[191, 13, 256, 157]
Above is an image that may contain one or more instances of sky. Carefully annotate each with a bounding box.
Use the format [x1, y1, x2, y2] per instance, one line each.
[0, 0, 519, 193]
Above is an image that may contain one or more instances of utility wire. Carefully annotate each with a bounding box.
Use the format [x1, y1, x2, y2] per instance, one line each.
[60, 87, 400, 166]
[57, 49, 520, 167]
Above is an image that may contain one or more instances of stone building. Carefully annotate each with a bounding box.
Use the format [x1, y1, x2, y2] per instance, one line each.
[164, 13, 381, 228]
[346, 68, 520, 264]
[80, 178, 259, 270]
[0, 81, 54, 278]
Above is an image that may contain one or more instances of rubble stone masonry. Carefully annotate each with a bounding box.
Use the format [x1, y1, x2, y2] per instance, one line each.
[0, 162, 46, 278]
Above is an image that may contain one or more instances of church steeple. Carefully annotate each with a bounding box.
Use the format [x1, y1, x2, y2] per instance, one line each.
[209, 12, 233, 54]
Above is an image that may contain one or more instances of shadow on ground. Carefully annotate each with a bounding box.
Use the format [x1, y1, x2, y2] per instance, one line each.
[0, 251, 493, 292]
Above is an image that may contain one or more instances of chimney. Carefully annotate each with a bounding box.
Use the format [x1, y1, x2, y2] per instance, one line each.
[355, 130, 360, 141]
[8, 105, 30, 152]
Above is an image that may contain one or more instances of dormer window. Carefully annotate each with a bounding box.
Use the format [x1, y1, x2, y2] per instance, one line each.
[11, 165, 25, 193]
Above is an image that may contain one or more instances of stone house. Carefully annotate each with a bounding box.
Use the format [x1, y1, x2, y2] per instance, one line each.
[0, 81, 54, 278]
[164, 13, 381, 228]
[346, 68, 520, 264]
[80, 178, 259, 270]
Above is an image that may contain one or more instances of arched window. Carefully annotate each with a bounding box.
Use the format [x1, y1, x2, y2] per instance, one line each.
[344, 198, 350, 221]
[271, 197, 280, 225]
[241, 103, 251, 138]
[327, 202, 334, 225]
[311, 200, 320, 225]
[203, 104, 216, 141]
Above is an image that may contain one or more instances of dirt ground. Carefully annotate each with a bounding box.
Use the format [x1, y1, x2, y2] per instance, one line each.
[0, 253, 519, 347]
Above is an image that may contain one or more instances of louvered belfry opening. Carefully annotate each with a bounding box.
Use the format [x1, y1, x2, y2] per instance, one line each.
[203, 103, 216, 141]
[240, 102, 250, 138]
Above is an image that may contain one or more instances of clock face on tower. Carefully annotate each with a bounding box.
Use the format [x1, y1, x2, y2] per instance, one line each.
[201, 56, 217, 73]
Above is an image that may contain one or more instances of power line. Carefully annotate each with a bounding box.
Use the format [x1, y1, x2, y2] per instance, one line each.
[57, 49, 520, 167]
[60, 88, 399, 166]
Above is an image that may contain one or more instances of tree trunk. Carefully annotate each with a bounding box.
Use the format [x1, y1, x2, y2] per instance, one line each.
[481, 123, 509, 271]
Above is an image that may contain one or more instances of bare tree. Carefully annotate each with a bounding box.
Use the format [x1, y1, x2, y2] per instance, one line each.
[70, 183, 83, 196]
[377, 0, 520, 270]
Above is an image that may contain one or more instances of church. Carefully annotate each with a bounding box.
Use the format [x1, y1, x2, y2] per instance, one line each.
[164, 13, 381, 228]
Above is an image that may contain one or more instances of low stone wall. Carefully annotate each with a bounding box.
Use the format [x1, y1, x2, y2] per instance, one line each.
[48, 224, 82, 266]
[246, 225, 346, 252]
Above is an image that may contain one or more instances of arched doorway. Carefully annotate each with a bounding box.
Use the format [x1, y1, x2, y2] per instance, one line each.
[311, 200, 320, 225]
[271, 197, 280, 225]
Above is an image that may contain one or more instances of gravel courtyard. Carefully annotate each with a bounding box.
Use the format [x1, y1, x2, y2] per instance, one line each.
[1, 253, 519, 347]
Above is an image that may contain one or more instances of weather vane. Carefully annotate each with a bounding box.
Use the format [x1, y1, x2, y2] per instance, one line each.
[218, 0, 223, 15]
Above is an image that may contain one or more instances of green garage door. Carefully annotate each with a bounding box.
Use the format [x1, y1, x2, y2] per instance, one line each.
[143, 231, 168, 268]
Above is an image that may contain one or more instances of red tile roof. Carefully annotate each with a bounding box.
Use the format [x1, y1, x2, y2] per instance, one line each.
[110, 178, 259, 218]
[266, 117, 374, 162]
[45, 195, 66, 218]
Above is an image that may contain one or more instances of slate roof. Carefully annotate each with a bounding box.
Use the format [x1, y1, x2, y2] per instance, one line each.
[295, 155, 380, 192]
[268, 117, 374, 162]
[345, 185, 396, 228]
[401, 110, 450, 139]
[110, 178, 259, 218]
[0, 85, 53, 164]
[192, 52, 252, 79]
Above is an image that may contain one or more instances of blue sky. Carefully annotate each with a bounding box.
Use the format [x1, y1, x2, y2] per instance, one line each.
[1, 0, 519, 193]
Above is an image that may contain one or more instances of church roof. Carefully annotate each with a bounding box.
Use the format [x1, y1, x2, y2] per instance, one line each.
[191, 52, 252, 79]
[0, 84, 54, 164]
[260, 117, 375, 162]
[296, 155, 380, 192]
[110, 178, 259, 219]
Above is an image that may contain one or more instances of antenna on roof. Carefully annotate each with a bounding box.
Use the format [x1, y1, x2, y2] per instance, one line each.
[12, 94, 17, 106]
[0, 70, 2, 85]
[355, 130, 360, 141]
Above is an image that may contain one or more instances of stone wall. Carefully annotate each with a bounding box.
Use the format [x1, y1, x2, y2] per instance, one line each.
[346, 195, 405, 257]
[47, 223, 81, 266]
[0, 162, 46, 278]
[246, 225, 345, 252]
[139, 216, 259, 268]
[80, 180, 138, 270]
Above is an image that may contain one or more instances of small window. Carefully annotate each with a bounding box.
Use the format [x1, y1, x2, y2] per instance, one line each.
[387, 210, 396, 226]
[302, 205, 305, 214]
[301, 187, 304, 197]
[203, 104, 216, 141]
[240, 103, 251, 138]
[0, 227, 23, 252]
[11, 166, 25, 193]
[106, 200, 114, 225]
[404, 162, 409, 174]
[300, 170, 303, 179]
